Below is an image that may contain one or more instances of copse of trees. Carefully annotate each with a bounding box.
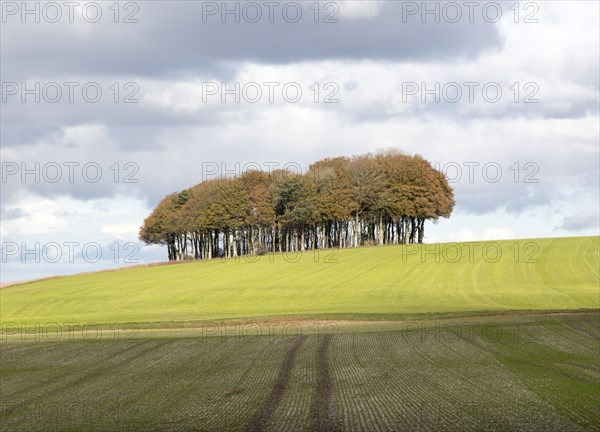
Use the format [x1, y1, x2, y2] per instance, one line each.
[139, 150, 455, 261]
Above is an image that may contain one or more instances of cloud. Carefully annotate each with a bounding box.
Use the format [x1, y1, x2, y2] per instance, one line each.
[337, 1, 384, 20]
[0, 207, 28, 221]
[556, 209, 600, 232]
[100, 223, 141, 240]
[1, 2, 502, 80]
[482, 226, 518, 240]
[446, 229, 479, 243]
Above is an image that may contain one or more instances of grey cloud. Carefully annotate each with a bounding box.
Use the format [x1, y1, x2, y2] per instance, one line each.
[556, 209, 599, 231]
[1, 2, 502, 79]
[0, 207, 28, 220]
[439, 154, 599, 216]
[2, 77, 597, 144]
[453, 183, 554, 216]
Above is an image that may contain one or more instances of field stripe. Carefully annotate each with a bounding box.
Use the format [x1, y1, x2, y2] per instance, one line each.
[1, 340, 172, 418]
[314, 334, 335, 432]
[246, 335, 306, 432]
[1, 340, 155, 400]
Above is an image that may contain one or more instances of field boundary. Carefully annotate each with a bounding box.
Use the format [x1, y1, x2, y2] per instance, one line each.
[96, 308, 600, 329]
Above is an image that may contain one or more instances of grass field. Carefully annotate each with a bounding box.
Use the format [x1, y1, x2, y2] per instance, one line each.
[0, 236, 598, 327]
[1, 236, 599, 431]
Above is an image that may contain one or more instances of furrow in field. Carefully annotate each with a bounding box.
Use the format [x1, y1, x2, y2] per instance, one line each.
[147, 337, 288, 431]
[455, 324, 594, 431]
[246, 335, 306, 432]
[312, 334, 335, 432]
[1, 337, 292, 432]
[1, 340, 155, 400]
[264, 335, 318, 432]
[1, 340, 173, 419]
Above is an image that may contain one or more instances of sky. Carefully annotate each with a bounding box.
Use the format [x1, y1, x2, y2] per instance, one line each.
[1, 0, 598, 282]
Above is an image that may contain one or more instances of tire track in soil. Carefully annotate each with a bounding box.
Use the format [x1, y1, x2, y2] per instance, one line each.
[246, 335, 306, 432]
[313, 334, 335, 432]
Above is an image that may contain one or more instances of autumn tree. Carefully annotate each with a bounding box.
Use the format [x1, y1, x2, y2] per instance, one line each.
[139, 150, 455, 260]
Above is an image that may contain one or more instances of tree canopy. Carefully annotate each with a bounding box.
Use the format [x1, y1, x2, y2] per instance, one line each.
[139, 150, 455, 261]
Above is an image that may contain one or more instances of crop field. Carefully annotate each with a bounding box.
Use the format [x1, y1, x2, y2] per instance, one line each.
[0, 236, 598, 326]
[1, 313, 599, 431]
[1, 237, 599, 430]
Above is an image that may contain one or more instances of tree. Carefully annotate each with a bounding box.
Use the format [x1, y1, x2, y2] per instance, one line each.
[139, 150, 455, 260]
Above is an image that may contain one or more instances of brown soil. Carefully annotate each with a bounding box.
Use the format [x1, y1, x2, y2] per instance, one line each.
[314, 334, 335, 432]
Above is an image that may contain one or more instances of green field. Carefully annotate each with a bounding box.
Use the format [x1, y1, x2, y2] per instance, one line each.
[1, 236, 599, 431]
[1, 237, 598, 326]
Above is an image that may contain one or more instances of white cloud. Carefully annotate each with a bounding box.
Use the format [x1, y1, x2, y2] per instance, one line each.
[100, 223, 141, 240]
[447, 229, 479, 242]
[440, 226, 521, 243]
[482, 226, 518, 241]
[1, 194, 149, 244]
[337, 1, 383, 20]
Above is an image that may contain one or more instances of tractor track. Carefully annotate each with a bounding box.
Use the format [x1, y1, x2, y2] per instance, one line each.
[246, 335, 306, 432]
[314, 334, 335, 432]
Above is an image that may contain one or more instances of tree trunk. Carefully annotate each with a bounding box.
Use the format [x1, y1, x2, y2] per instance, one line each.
[277, 223, 282, 253]
[207, 232, 212, 260]
[257, 225, 263, 254]
[353, 214, 359, 247]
